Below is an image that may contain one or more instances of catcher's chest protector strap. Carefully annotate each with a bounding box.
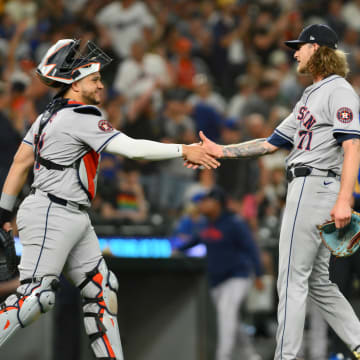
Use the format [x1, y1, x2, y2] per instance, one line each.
[34, 98, 82, 170]
[79, 258, 123, 360]
[0, 275, 59, 347]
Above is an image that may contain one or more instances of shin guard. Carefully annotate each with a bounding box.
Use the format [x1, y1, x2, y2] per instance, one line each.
[79, 259, 123, 360]
[0, 275, 59, 347]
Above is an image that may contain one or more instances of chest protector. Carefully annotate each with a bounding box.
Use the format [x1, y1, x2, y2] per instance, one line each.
[34, 98, 100, 201]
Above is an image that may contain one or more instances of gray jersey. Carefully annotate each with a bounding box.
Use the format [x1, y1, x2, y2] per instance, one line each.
[23, 104, 120, 206]
[273, 75, 360, 174]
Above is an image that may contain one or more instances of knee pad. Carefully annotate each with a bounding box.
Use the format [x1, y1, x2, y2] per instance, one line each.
[79, 258, 123, 360]
[0, 275, 59, 347]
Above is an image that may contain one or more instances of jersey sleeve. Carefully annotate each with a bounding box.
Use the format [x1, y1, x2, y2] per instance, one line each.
[22, 116, 41, 147]
[331, 86, 360, 138]
[70, 107, 121, 153]
[268, 112, 296, 148]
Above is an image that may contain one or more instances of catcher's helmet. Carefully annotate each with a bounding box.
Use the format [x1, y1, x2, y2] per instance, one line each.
[36, 39, 112, 87]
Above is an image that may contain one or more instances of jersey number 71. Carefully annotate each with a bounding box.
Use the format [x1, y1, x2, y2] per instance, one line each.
[297, 130, 312, 151]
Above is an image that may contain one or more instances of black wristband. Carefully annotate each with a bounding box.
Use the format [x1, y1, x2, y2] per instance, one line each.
[0, 207, 12, 226]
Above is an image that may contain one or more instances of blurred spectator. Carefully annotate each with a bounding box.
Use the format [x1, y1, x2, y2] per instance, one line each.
[164, 87, 223, 142]
[184, 168, 217, 207]
[157, 90, 197, 214]
[241, 74, 281, 120]
[172, 192, 207, 247]
[113, 39, 172, 110]
[186, 14, 214, 71]
[341, 0, 360, 32]
[216, 118, 258, 202]
[175, 186, 264, 360]
[210, 0, 249, 97]
[187, 73, 226, 115]
[227, 74, 257, 121]
[122, 79, 161, 140]
[171, 36, 207, 91]
[96, 0, 155, 59]
[340, 26, 360, 72]
[325, 0, 347, 39]
[4, 0, 37, 28]
[100, 168, 148, 223]
[0, 86, 21, 190]
[249, 7, 282, 66]
[240, 114, 274, 229]
[279, 65, 312, 109]
[257, 165, 286, 250]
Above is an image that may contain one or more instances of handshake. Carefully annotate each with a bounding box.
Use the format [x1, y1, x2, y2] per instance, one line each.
[182, 131, 223, 169]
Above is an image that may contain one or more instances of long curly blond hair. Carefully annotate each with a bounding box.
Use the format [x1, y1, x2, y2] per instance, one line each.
[306, 46, 349, 78]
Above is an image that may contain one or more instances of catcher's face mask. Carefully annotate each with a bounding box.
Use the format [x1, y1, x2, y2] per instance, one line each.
[36, 39, 112, 88]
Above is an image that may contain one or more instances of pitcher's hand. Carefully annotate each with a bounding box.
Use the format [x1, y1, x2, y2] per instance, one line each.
[330, 198, 352, 229]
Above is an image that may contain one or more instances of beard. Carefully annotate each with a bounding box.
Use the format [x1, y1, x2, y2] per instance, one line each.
[297, 62, 309, 74]
[81, 89, 101, 105]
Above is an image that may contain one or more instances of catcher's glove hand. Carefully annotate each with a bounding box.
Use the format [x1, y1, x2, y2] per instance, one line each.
[0, 228, 18, 281]
[317, 211, 360, 257]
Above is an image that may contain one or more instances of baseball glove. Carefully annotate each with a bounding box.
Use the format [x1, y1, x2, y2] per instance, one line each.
[0, 229, 18, 281]
[317, 211, 360, 257]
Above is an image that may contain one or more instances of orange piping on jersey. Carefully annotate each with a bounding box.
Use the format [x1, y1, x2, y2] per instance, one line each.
[82, 150, 100, 200]
[3, 320, 10, 330]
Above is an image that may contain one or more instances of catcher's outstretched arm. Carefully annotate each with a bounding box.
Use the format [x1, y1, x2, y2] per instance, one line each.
[104, 132, 220, 169]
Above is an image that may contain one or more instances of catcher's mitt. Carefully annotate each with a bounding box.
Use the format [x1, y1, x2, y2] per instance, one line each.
[0, 229, 18, 281]
[317, 211, 360, 257]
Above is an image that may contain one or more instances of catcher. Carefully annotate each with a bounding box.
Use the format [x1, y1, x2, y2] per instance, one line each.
[0, 39, 219, 359]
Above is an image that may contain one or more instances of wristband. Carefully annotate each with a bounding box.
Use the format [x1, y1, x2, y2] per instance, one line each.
[0, 193, 17, 212]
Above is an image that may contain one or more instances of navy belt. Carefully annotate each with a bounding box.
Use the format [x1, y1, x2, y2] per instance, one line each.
[30, 188, 87, 211]
[286, 166, 339, 183]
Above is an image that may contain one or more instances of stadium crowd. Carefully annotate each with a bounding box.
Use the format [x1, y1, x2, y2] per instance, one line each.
[2, 0, 360, 359]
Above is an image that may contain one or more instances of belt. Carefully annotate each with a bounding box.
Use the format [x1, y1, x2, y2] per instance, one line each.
[30, 188, 87, 211]
[286, 166, 340, 183]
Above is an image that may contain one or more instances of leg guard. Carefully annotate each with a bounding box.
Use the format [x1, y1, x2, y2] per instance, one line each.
[0, 275, 59, 347]
[79, 258, 123, 360]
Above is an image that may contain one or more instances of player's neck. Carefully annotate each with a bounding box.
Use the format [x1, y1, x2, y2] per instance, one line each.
[312, 74, 324, 83]
[63, 88, 84, 104]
